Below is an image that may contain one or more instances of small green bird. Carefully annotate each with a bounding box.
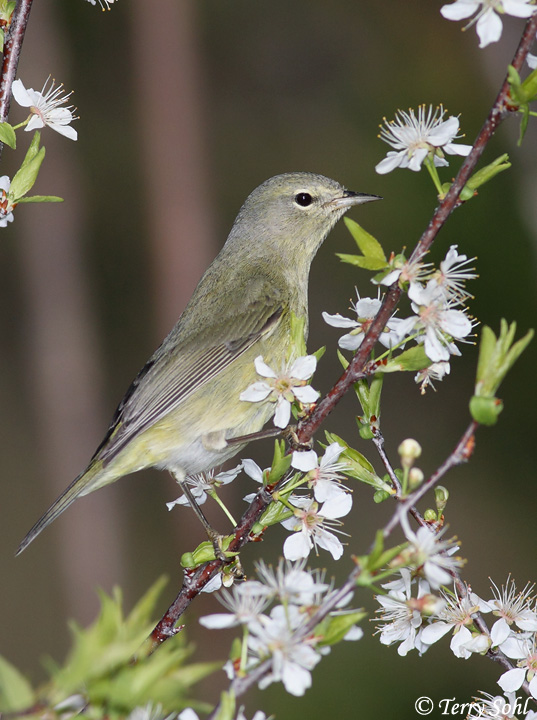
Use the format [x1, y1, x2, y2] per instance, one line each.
[17, 172, 380, 555]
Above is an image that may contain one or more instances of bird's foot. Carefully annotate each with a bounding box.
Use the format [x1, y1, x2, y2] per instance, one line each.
[283, 425, 313, 451]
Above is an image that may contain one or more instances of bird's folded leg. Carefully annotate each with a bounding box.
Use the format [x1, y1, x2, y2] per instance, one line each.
[226, 426, 284, 446]
[283, 425, 313, 451]
[170, 471, 231, 564]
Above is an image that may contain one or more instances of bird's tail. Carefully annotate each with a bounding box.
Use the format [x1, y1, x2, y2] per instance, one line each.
[16, 459, 106, 555]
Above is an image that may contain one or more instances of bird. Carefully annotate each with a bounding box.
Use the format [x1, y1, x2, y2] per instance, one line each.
[17, 172, 380, 555]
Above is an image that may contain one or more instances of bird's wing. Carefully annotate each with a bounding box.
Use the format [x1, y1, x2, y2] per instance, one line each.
[97, 276, 286, 465]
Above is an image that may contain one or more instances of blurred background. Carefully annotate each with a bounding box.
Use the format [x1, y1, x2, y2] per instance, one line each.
[1, 0, 536, 716]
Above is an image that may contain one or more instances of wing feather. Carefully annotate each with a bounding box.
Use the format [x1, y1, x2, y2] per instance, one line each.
[97, 276, 285, 465]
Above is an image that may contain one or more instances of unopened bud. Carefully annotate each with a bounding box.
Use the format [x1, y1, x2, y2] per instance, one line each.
[408, 467, 424, 490]
[423, 508, 437, 523]
[398, 438, 422, 467]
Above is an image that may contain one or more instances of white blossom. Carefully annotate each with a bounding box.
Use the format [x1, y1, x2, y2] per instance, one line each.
[375, 569, 441, 656]
[323, 293, 406, 351]
[282, 496, 351, 561]
[398, 280, 474, 362]
[431, 245, 477, 304]
[246, 558, 329, 606]
[498, 637, 537, 698]
[415, 361, 451, 394]
[375, 105, 472, 175]
[248, 604, 322, 696]
[420, 585, 491, 658]
[468, 691, 522, 720]
[487, 577, 537, 648]
[528, 52, 537, 68]
[166, 464, 242, 509]
[85, 0, 116, 9]
[0, 176, 14, 227]
[240, 355, 320, 428]
[401, 521, 464, 590]
[12, 77, 77, 140]
[199, 584, 269, 630]
[291, 442, 352, 516]
[440, 0, 536, 48]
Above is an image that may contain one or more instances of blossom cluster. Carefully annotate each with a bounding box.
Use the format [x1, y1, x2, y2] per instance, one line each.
[168, 442, 354, 564]
[198, 558, 363, 697]
[440, 0, 536, 49]
[0, 77, 77, 228]
[323, 245, 476, 392]
[376, 573, 537, 700]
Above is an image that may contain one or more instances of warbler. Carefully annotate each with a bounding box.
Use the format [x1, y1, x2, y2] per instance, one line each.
[17, 172, 380, 555]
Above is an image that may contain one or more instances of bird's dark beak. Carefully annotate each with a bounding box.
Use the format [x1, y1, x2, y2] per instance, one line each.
[328, 190, 383, 210]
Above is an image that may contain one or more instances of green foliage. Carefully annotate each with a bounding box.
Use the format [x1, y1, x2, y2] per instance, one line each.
[380, 345, 430, 373]
[441, 154, 512, 201]
[470, 320, 534, 425]
[0, 121, 16, 149]
[325, 431, 392, 494]
[507, 65, 537, 145]
[337, 217, 388, 271]
[9, 131, 46, 201]
[267, 439, 292, 485]
[0, 655, 35, 711]
[315, 610, 366, 646]
[0, 579, 218, 719]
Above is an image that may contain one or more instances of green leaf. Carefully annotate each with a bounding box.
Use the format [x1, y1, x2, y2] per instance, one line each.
[336, 252, 388, 271]
[343, 217, 386, 262]
[337, 348, 349, 370]
[16, 195, 64, 203]
[9, 146, 45, 201]
[464, 154, 511, 193]
[521, 67, 537, 103]
[381, 345, 431, 373]
[268, 440, 292, 484]
[214, 690, 236, 720]
[316, 611, 366, 646]
[0, 655, 35, 711]
[0, 121, 16, 149]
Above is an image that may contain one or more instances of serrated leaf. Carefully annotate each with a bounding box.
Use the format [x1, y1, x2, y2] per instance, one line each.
[0, 655, 35, 711]
[0, 121, 16, 149]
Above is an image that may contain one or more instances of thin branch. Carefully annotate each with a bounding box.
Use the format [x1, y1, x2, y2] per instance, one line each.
[371, 429, 402, 495]
[296, 10, 537, 445]
[149, 12, 537, 650]
[0, 0, 34, 146]
[383, 420, 478, 537]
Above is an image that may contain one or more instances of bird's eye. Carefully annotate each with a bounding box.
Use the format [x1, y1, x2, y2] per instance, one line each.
[294, 192, 313, 207]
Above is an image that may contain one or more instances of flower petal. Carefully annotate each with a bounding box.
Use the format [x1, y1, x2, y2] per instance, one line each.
[274, 395, 291, 428]
[254, 355, 277, 378]
[293, 385, 320, 404]
[322, 311, 357, 329]
[497, 667, 526, 693]
[291, 449, 318, 472]
[239, 381, 272, 402]
[289, 355, 317, 380]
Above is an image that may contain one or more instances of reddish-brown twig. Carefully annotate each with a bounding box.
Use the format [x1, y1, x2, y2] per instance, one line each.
[0, 0, 35, 149]
[149, 12, 537, 650]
